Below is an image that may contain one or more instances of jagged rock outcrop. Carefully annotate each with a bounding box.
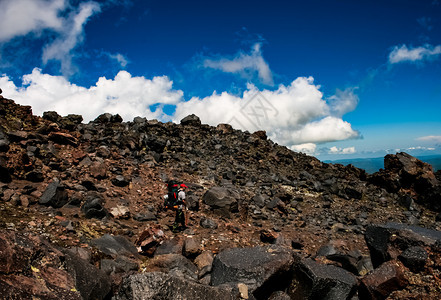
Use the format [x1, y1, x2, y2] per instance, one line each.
[369, 152, 441, 210]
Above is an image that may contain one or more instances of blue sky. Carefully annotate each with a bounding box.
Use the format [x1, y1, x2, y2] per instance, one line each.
[0, 0, 440, 160]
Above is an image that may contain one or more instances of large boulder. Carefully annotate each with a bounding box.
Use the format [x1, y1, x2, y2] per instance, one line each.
[202, 187, 239, 218]
[288, 258, 358, 300]
[90, 234, 139, 258]
[365, 223, 441, 268]
[39, 178, 69, 208]
[114, 272, 235, 300]
[63, 250, 112, 300]
[0, 229, 110, 299]
[180, 114, 201, 126]
[369, 152, 440, 209]
[211, 245, 294, 299]
[359, 260, 408, 300]
[144, 254, 198, 281]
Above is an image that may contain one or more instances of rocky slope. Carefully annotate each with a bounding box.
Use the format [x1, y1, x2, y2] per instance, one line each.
[1, 95, 441, 299]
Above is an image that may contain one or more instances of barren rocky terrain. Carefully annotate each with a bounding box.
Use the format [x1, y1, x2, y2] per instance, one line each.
[1, 95, 441, 299]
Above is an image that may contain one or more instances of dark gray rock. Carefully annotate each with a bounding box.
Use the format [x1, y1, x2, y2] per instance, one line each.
[202, 187, 239, 217]
[81, 192, 108, 219]
[91, 234, 139, 258]
[146, 254, 198, 281]
[100, 256, 139, 275]
[39, 178, 69, 208]
[398, 246, 428, 272]
[112, 175, 130, 187]
[289, 258, 357, 300]
[180, 114, 201, 126]
[94, 113, 122, 123]
[155, 238, 183, 255]
[43, 111, 61, 122]
[200, 217, 218, 229]
[186, 194, 199, 211]
[365, 223, 441, 268]
[63, 250, 112, 300]
[133, 211, 157, 221]
[211, 245, 293, 298]
[114, 272, 235, 300]
[60, 114, 83, 130]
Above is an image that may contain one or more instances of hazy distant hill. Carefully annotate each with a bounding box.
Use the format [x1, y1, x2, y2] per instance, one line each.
[325, 155, 441, 174]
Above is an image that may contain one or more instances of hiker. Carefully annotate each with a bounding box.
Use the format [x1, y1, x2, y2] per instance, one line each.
[164, 180, 188, 232]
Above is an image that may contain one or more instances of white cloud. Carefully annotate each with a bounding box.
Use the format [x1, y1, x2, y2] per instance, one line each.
[174, 76, 360, 147]
[416, 135, 441, 143]
[108, 53, 129, 68]
[1, 69, 359, 149]
[0, 68, 183, 122]
[42, 1, 101, 76]
[388, 44, 441, 64]
[328, 88, 359, 118]
[203, 43, 274, 85]
[0, 0, 103, 77]
[329, 146, 356, 154]
[0, 0, 66, 42]
[290, 143, 316, 155]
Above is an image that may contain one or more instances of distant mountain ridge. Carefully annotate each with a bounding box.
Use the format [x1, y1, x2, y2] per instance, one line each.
[325, 154, 441, 173]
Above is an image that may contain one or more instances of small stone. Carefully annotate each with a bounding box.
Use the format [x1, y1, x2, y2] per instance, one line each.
[200, 217, 218, 229]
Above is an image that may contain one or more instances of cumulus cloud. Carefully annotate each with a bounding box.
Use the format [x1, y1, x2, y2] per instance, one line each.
[42, 1, 101, 76]
[0, 0, 66, 41]
[0, 0, 104, 77]
[416, 135, 441, 143]
[174, 76, 360, 147]
[0, 68, 183, 122]
[1, 69, 359, 150]
[290, 143, 317, 155]
[203, 43, 274, 85]
[329, 146, 356, 154]
[388, 44, 441, 64]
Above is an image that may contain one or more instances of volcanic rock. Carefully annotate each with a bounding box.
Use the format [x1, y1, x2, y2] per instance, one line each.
[289, 258, 358, 300]
[211, 245, 293, 298]
[39, 178, 69, 208]
[114, 272, 235, 300]
[91, 234, 139, 258]
[398, 246, 428, 272]
[202, 187, 239, 217]
[365, 222, 441, 268]
[81, 192, 108, 219]
[359, 260, 409, 300]
[180, 114, 201, 126]
[145, 254, 198, 281]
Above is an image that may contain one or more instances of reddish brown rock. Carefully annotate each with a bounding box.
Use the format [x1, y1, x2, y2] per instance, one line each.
[90, 161, 108, 179]
[135, 225, 165, 256]
[359, 260, 409, 300]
